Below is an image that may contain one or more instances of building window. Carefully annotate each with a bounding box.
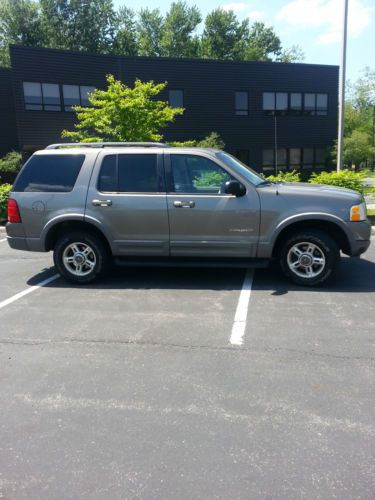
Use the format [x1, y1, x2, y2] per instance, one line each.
[23, 82, 61, 111]
[63, 85, 95, 111]
[290, 148, 301, 167]
[290, 93, 302, 114]
[277, 148, 287, 167]
[303, 148, 314, 168]
[304, 94, 316, 116]
[235, 91, 248, 115]
[276, 93, 288, 113]
[263, 91, 328, 116]
[315, 148, 326, 166]
[262, 92, 288, 115]
[169, 90, 183, 108]
[262, 149, 275, 171]
[316, 94, 328, 115]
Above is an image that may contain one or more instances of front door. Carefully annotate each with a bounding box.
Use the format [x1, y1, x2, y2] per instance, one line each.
[86, 151, 169, 256]
[165, 152, 260, 257]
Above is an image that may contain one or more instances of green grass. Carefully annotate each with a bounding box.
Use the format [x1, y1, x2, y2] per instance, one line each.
[367, 208, 375, 216]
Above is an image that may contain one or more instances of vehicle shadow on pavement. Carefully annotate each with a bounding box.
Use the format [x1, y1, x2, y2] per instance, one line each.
[27, 266, 245, 291]
[26, 255, 375, 293]
[255, 256, 375, 294]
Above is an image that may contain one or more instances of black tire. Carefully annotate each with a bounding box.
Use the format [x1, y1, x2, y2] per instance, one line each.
[280, 229, 340, 286]
[53, 231, 110, 284]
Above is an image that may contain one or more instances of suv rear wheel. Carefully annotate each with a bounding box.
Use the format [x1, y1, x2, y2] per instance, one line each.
[53, 231, 110, 283]
[280, 229, 340, 286]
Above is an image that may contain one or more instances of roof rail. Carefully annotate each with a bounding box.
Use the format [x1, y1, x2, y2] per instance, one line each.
[45, 142, 170, 149]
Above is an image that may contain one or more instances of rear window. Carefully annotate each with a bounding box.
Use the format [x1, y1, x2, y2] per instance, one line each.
[13, 154, 85, 193]
[98, 154, 159, 193]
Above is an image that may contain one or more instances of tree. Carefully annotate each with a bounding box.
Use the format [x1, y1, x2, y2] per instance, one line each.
[112, 6, 138, 56]
[137, 8, 164, 57]
[245, 22, 282, 61]
[342, 130, 374, 169]
[0, 0, 45, 66]
[61, 74, 184, 142]
[200, 8, 249, 60]
[160, 1, 201, 58]
[39, 0, 116, 53]
[278, 44, 305, 63]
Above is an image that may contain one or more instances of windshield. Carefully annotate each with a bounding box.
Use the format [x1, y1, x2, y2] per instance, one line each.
[215, 152, 265, 186]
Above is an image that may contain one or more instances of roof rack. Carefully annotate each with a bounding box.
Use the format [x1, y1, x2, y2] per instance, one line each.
[45, 142, 170, 149]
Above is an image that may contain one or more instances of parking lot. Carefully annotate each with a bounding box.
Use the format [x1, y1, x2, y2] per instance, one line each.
[0, 232, 375, 499]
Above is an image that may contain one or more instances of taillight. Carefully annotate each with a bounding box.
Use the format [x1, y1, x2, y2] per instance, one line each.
[8, 198, 21, 223]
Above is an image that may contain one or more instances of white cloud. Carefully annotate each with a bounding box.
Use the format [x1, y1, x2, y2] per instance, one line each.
[247, 10, 265, 22]
[277, 0, 373, 44]
[222, 2, 248, 12]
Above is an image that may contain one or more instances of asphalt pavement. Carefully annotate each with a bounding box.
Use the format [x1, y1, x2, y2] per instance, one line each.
[0, 234, 374, 499]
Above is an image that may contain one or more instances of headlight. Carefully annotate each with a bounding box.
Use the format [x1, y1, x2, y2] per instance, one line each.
[350, 202, 367, 221]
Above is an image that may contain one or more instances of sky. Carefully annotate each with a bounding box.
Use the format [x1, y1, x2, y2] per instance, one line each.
[113, 0, 375, 82]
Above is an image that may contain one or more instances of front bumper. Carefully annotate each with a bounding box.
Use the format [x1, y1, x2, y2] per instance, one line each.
[347, 219, 372, 257]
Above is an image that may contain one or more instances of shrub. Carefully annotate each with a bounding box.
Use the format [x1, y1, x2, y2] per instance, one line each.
[266, 170, 301, 183]
[309, 170, 366, 194]
[0, 184, 12, 222]
[168, 131, 225, 149]
[0, 151, 22, 184]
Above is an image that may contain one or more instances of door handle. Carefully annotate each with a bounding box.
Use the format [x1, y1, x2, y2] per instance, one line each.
[92, 199, 113, 207]
[173, 200, 195, 208]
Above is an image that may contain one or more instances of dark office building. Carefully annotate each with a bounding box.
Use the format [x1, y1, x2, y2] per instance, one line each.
[0, 45, 339, 173]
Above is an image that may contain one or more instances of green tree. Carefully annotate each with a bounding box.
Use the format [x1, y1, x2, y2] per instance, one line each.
[278, 44, 305, 63]
[39, 0, 116, 53]
[160, 1, 201, 58]
[112, 6, 138, 56]
[245, 22, 282, 61]
[0, 0, 45, 66]
[342, 130, 374, 169]
[200, 8, 248, 60]
[137, 8, 164, 57]
[61, 74, 184, 142]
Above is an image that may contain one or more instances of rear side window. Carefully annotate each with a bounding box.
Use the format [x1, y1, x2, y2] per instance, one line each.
[13, 154, 85, 192]
[98, 154, 159, 193]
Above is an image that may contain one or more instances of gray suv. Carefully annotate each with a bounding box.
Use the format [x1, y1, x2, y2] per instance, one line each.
[6, 143, 371, 286]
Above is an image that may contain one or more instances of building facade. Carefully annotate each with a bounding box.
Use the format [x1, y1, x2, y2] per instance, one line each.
[0, 45, 339, 173]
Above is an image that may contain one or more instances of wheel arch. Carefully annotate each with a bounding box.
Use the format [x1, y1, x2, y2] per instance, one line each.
[272, 217, 351, 258]
[44, 218, 112, 255]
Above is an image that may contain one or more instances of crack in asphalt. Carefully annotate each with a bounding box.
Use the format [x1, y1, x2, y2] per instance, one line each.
[0, 337, 374, 362]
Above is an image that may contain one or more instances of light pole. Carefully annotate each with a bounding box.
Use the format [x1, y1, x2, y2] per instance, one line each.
[337, 0, 349, 171]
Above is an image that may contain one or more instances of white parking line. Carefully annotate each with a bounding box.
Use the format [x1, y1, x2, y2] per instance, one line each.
[0, 238, 7, 243]
[0, 274, 60, 311]
[230, 269, 254, 346]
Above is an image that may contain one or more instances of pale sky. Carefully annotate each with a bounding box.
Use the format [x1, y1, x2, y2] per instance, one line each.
[113, 0, 375, 82]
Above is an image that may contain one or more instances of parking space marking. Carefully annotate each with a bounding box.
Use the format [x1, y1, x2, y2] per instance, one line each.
[230, 269, 254, 346]
[0, 274, 59, 311]
[0, 238, 7, 243]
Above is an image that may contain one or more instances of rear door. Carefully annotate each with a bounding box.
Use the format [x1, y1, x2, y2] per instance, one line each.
[86, 150, 169, 256]
[165, 152, 260, 257]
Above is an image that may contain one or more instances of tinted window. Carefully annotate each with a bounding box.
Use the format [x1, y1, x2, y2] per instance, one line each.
[118, 154, 158, 192]
[235, 91, 248, 115]
[171, 155, 233, 194]
[98, 155, 117, 192]
[263, 92, 274, 112]
[169, 90, 183, 108]
[276, 92, 288, 111]
[13, 155, 85, 192]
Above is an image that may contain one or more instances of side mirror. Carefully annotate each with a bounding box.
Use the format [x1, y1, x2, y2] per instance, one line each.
[224, 180, 246, 197]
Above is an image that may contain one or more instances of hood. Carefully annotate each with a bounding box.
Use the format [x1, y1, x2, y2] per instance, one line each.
[271, 182, 362, 203]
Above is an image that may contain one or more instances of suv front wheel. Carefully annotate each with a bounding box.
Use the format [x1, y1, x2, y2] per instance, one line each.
[280, 229, 340, 286]
[53, 231, 110, 283]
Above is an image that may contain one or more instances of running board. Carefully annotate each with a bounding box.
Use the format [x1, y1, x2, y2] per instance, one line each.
[114, 257, 270, 269]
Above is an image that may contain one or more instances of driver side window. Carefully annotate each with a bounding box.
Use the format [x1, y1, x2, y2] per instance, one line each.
[170, 154, 233, 194]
